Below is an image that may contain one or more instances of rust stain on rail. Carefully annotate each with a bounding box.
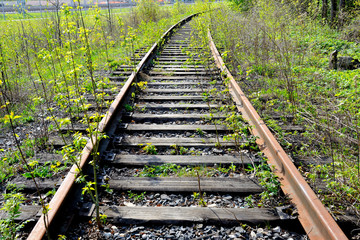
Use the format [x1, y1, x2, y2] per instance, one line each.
[208, 31, 347, 240]
[27, 13, 198, 240]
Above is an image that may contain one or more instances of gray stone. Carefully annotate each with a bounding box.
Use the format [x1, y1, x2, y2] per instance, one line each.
[264, 230, 272, 236]
[273, 233, 281, 238]
[282, 232, 290, 238]
[103, 232, 112, 239]
[235, 226, 246, 233]
[213, 148, 223, 154]
[223, 195, 233, 200]
[250, 231, 257, 239]
[235, 233, 241, 238]
[160, 194, 171, 200]
[129, 227, 138, 233]
[273, 226, 281, 233]
[273, 236, 283, 240]
[256, 232, 264, 238]
[180, 226, 187, 232]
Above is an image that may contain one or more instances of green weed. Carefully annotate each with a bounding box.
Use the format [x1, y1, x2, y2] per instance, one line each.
[141, 143, 158, 155]
[124, 104, 134, 112]
[170, 144, 188, 155]
[136, 164, 178, 177]
[196, 128, 204, 136]
[128, 191, 146, 202]
[0, 185, 31, 240]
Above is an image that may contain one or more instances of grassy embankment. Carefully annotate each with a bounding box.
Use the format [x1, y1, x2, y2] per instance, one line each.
[194, 0, 360, 224]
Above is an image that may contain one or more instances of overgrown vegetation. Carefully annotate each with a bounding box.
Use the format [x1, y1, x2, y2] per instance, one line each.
[135, 163, 240, 178]
[0, 185, 30, 240]
[0, 0, 210, 237]
[200, 0, 360, 222]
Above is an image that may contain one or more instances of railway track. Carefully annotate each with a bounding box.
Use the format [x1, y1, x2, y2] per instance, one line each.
[5, 14, 348, 239]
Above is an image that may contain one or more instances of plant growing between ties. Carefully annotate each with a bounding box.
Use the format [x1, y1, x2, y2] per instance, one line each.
[141, 143, 158, 155]
[170, 144, 188, 155]
[196, 128, 204, 136]
[0, 60, 51, 239]
[0, 185, 30, 240]
[128, 190, 146, 202]
[196, 170, 207, 207]
[256, 162, 281, 205]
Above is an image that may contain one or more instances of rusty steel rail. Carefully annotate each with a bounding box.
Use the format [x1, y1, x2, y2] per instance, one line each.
[208, 31, 348, 240]
[26, 13, 198, 240]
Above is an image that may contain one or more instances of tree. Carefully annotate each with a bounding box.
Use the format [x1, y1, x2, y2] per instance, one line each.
[339, 0, 345, 26]
[330, 0, 337, 26]
[322, 0, 328, 20]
